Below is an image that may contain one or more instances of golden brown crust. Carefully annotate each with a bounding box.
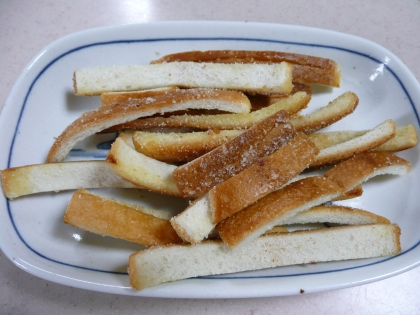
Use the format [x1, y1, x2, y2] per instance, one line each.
[64, 189, 182, 246]
[172, 110, 295, 198]
[210, 133, 319, 223]
[217, 176, 344, 247]
[151, 50, 341, 87]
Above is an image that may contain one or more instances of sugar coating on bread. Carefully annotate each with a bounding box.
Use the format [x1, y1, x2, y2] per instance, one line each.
[73, 62, 293, 96]
[128, 224, 400, 290]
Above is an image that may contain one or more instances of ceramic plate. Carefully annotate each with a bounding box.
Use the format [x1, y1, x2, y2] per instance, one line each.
[1, 21, 419, 298]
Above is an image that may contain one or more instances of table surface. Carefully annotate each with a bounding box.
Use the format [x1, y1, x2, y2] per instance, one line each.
[1, 1, 420, 314]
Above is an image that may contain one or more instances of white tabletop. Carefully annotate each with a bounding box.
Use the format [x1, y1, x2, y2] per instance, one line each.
[1, 1, 420, 314]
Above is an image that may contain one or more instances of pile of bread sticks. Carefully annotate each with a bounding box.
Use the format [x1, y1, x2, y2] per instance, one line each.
[1, 50, 418, 291]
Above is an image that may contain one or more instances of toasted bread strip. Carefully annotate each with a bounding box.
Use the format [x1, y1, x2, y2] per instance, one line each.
[73, 62, 293, 96]
[47, 88, 251, 163]
[217, 151, 410, 247]
[172, 111, 295, 198]
[103, 91, 356, 134]
[106, 132, 180, 196]
[64, 189, 182, 246]
[129, 224, 400, 290]
[309, 125, 418, 151]
[171, 133, 318, 244]
[133, 129, 243, 163]
[247, 83, 312, 110]
[100, 87, 180, 107]
[131, 125, 415, 163]
[310, 119, 397, 168]
[324, 151, 411, 191]
[284, 205, 390, 225]
[151, 50, 341, 87]
[292, 91, 359, 134]
[103, 91, 311, 132]
[0, 161, 136, 200]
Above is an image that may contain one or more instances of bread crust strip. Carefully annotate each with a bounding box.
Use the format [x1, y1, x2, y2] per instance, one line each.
[170, 133, 319, 244]
[47, 88, 251, 163]
[106, 132, 180, 196]
[151, 50, 341, 87]
[217, 151, 410, 247]
[172, 110, 296, 198]
[64, 189, 182, 246]
[73, 61, 293, 96]
[131, 123, 414, 164]
[0, 160, 137, 200]
[283, 205, 390, 225]
[104, 91, 357, 134]
[128, 224, 400, 290]
[103, 91, 311, 132]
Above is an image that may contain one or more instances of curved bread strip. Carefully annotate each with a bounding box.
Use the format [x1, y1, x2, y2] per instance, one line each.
[172, 110, 295, 198]
[284, 205, 390, 225]
[218, 151, 410, 247]
[0, 161, 136, 200]
[106, 133, 180, 196]
[292, 91, 359, 134]
[170, 133, 318, 244]
[129, 224, 400, 290]
[64, 189, 182, 246]
[310, 119, 397, 168]
[151, 50, 341, 87]
[104, 91, 356, 134]
[324, 151, 411, 191]
[104, 91, 310, 132]
[47, 88, 251, 163]
[101, 87, 179, 107]
[73, 62, 293, 96]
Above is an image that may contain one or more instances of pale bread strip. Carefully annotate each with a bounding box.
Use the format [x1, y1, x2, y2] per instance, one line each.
[47, 88, 251, 163]
[73, 62, 293, 96]
[151, 50, 341, 87]
[0, 161, 136, 200]
[283, 205, 390, 225]
[103, 91, 311, 132]
[310, 119, 397, 168]
[131, 125, 415, 163]
[101, 87, 179, 107]
[106, 132, 180, 196]
[64, 189, 182, 246]
[217, 151, 410, 247]
[172, 111, 295, 198]
[170, 133, 318, 244]
[129, 224, 400, 290]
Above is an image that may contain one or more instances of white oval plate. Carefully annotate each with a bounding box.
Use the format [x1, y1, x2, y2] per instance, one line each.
[0, 21, 419, 298]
